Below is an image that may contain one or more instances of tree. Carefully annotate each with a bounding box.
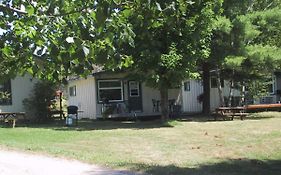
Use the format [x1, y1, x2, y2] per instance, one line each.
[1, 0, 223, 121]
[113, 1, 223, 120]
[23, 81, 58, 122]
[0, 0, 134, 81]
[225, 7, 281, 103]
[203, 0, 281, 109]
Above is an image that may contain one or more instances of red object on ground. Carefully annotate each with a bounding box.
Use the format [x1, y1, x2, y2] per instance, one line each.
[245, 104, 281, 109]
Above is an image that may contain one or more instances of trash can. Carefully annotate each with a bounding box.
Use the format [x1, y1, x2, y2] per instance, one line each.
[66, 106, 78, 126]
[65, 114, 74, 126]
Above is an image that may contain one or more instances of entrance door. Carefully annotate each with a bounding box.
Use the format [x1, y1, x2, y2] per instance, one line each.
[182, 80, 203, 112]
[128, 81, 142, 112]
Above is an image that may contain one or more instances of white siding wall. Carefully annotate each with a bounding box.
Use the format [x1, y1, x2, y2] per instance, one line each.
[210, 80, 240, 111]
[141, 84, 181, 114]
[181, 80, 241, 112]
[67, 74, 242, 118]
[0, 75, 37, 112]
[182, 80, 203, 113]
[67, 77, 96, 119]
[95, 82, 181, 117]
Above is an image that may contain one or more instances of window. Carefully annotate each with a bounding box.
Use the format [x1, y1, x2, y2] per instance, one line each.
[0, 80, 12, 105]
[211, 77, 224, 88]
[184, 81, 190, 91]
[69, 86, 76, 97]
[98, 80, 123, 102]
[268, 83, 274, 94]
[129, 81, 140, 97]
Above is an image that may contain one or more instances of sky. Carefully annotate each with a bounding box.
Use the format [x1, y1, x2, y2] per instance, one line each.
[0, 28, 5, 35]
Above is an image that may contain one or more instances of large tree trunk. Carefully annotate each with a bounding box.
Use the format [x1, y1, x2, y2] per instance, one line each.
[160, 87, 169, 121]
[228, 79, 234, 107]
[216, 67, 225, 107]
[202, 62, 210, 114]
[240, 83, 246, 106]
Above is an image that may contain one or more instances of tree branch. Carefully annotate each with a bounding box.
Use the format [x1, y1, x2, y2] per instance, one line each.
[264, 2, 274, 11]
[0, 4, 27, 15]
[0, 3, 90, 17]
[47, 9, 88, 18]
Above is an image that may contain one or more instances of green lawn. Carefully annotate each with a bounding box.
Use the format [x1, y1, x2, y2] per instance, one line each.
[1, 112, 281, 175]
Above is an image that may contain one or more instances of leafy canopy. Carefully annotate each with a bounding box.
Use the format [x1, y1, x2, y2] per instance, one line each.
[0, 0, 134, 81]
[116, 0, 222, 89]
[1, 0, 222, 87]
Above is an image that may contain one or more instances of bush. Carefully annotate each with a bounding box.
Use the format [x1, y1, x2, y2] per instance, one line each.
[23, 81, 58, 123]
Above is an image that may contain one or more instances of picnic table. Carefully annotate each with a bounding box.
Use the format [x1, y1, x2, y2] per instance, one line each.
[0, 112, 25, 128]
[49, 110, 65, 120]
[215, 107, 248, 121]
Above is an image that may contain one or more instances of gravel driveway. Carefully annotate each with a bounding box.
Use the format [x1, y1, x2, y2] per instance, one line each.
[0, 150, 140, 175]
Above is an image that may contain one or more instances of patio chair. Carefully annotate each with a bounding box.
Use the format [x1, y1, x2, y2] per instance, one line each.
[168, 99, 176, 112]
[152, 99, 160, 112]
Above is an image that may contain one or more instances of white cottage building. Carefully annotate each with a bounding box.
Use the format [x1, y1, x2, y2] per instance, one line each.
[66, 72, 240, 119]
[0, 74, 37, 113]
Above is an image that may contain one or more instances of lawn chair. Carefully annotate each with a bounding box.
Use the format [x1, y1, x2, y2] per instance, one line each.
[67, 106, 78, 126]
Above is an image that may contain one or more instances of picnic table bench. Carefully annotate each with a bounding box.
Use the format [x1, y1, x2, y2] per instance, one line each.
[49, 110, 65, 120]
[0, 112, 25, 128]
[215, 107, 248, 121]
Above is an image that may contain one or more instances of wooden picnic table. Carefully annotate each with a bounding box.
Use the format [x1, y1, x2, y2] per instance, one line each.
[215, 107, 248, 121]
[0, 112, 25, 128]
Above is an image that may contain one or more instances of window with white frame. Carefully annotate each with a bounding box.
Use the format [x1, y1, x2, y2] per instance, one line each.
[129, 81, 140, 97]
[98, 80, 123, 102]
[69, 85, 76, 97]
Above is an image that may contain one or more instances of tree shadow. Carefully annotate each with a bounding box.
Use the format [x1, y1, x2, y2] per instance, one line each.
[175, 115, 228, 123]
[177, 113, 276, 123]
[97, 159, 281, 175]
[20, 119, 175, 131]
[245, 116, 274, 120]
[12, 112, 279, 131]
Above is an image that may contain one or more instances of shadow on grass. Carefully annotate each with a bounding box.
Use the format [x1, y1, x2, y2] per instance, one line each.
[178, 112, 278, 123]
[10, 112, 280, 131]
[18, 119, 175, 131]
[99, 159, 281, 175]
[245, 116, 275, 120]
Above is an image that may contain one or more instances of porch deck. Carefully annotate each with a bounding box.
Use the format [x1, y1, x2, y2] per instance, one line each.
[106, 112, 162, 118]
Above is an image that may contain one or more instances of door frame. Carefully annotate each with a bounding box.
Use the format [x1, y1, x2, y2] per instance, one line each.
[127, 80, 143, 112]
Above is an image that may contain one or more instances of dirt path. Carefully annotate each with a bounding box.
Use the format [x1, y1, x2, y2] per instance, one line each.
[0, 150, 139, 175]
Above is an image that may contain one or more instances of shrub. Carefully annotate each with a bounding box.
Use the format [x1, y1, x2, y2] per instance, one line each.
[23, 81, 57, 123]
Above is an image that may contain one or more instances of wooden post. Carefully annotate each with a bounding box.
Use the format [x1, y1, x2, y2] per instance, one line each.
[59, 91, 63, 119]
[216, 66, 225, 107]
[12, 119, 16, 128]
[202, 62, 210, 114]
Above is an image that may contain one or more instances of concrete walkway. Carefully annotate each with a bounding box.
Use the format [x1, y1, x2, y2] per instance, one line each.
[0, 150, 139, 175]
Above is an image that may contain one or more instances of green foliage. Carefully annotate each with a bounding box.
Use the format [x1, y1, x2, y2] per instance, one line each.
[213, 16, 233, 33]
[0, 0, 134, 81]
[0, 0, 222, 83]
[246, 78, 272, 99]
[210, 1, 281, 95]
[118, 1, 222, 89]
[206, 1, 281, 107]
[146, 44, 185, 89]
[23, 81, 57, 123]
[0, 91, 10, 100]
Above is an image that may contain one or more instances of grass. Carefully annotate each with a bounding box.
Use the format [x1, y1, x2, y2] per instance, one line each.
[1, 112, 281, 175]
